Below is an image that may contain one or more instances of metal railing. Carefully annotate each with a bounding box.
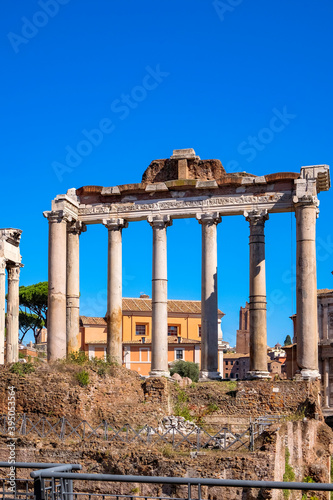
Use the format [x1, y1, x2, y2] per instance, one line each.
[0, 414, 282, 452]
[1, 463, 333, 500]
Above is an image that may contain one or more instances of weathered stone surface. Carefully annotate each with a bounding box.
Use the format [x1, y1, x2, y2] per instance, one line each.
[142, 158, 226, 183]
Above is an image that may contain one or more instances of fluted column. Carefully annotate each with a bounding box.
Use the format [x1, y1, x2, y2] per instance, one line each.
[197, 212, 221, 380]
[103, 218, 128, 364]
[245, 209, 270, 379]
[295, 201, 320, 379]
[0, 259, 7, 364]
[6, 264, 21, 363]
[66, 221, 86, 354]
[45, 210, 68, 361]
[148, 215, 172, 377]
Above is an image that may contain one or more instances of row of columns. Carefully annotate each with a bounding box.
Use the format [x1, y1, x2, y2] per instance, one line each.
[46, 198, 319, 380]
[0, 259, 22, 364]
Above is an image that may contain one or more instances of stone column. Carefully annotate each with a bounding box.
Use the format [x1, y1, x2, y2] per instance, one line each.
[197, 212, 221, 380]
[6, 264, 21, 363]
[103, 218, 128, 364]
[66, 221, 86, 354]
[0, 259, 6, 364]
[45, 211, 68, 361]
[323, 358, 330, 408]
[295, 201, 320, 379]
[245, 209, 270, 379]
[148, 215, 172, 377]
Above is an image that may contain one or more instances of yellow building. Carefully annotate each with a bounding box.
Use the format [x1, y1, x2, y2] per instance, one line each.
[79, 296, 224, 376]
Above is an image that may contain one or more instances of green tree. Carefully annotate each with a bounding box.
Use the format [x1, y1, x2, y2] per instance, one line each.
[284, 335, 292, 346]
[19, 311, 44, 344]
[170, 360, 199, 382]
[17, 282, 48, 344]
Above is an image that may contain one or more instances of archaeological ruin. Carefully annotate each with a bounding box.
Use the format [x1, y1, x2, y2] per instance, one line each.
[43, 148, 330, 381]
[0, 228, 23, 364]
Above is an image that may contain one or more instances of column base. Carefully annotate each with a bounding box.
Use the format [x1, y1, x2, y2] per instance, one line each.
[247, 370, 271, 380]
[199, 370, 221, 381]
[300, 369, 321, 381]
[149, 370, 170, 378]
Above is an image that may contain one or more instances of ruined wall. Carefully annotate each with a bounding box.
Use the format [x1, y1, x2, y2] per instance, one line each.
[0, 420, 331, 500]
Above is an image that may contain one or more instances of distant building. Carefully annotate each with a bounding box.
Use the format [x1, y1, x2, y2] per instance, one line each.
[235, 302, 250, 354]
[223, 353, 250, 379]
[38, 296, 225, 377]
[287, 289, 333, 409]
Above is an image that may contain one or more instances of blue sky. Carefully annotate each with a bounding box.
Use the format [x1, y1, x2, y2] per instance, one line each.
[1, 0, 332, 346]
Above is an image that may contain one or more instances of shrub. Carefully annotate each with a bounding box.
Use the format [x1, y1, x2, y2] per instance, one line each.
[170, 361, 199, 382]
[10, 362, 35, 376]
[76, 370, 90, 386]
[67, 350, 88, 365]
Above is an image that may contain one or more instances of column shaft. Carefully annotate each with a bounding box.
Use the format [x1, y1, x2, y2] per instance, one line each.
[295, 203, 320, 379]
[47, 213, 67, 361]
[104, 219, 127, 364]
[6, 265, 21, 363]
[245, 210, 270, 379]
[324, 358, 330, 408]
[0, 259, 6, 364]
[66, 222, 86, 354]
[197, 213, 221, 380]
[148, 215, 171, 377]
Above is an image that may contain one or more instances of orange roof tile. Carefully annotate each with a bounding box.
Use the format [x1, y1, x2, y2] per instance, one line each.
[80, 298, 224, 325]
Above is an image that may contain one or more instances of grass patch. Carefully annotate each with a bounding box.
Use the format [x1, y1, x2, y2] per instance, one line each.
[283, 447, 295, 499]
[75, 370, 90, 386]
[10, 362, 35, 376]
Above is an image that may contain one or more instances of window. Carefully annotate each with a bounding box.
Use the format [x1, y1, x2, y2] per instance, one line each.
[168, 325, 178, 336]
[225, 373, 229, 378]
[198, 326, 201, 337]
[231, 360, 234, 365]
[236, 361, 239, 366]
[225, 361, 228, 365]
[175, 349, 184, 360]
[136, 324, 147, 336]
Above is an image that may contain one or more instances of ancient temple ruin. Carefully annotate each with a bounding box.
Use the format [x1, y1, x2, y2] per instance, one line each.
[0, 229, 23, 363]
[44, 148, 330, 380]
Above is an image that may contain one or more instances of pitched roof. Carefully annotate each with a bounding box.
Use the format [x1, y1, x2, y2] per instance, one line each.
[318, 289, 333, 296]
[80, 298, 224, 325]
[122, 298, 224, 315]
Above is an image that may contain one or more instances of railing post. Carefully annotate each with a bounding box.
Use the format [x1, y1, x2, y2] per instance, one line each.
[104, 421, 108, 441]
[60, 417, 65, 441]
[196, 428, 200, 451]
[34, 477, 44, 500]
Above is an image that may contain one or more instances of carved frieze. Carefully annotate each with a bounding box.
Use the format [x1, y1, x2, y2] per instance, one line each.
[78, 192, 292, 218]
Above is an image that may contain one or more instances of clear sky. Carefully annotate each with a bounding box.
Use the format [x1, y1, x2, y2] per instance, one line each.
[1, 0, 332, 346]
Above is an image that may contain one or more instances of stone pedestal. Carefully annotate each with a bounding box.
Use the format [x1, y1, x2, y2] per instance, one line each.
[6, 265, 21, 363]
[66, 221, 86, 354]
[0, 259, 6, 364]
[148, 215, 172, 378]
[103, 219, 128, 364]
[245, 210, 270, 379]
[47, 211, 68, 361]
[295, 202, 320, 380]
[197, 212, 221, 381]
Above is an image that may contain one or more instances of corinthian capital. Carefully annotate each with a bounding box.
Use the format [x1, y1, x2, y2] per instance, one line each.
[68, 220, 87, 236]
[147, 214, 172, 229]
[196, 212, 221, 225]
[0, 259, 7, 275]
[103, 218, 128, 231]
[7, 264, 23, 281]
[43, 210, 73, 223]
[244, 209, 269, 225]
